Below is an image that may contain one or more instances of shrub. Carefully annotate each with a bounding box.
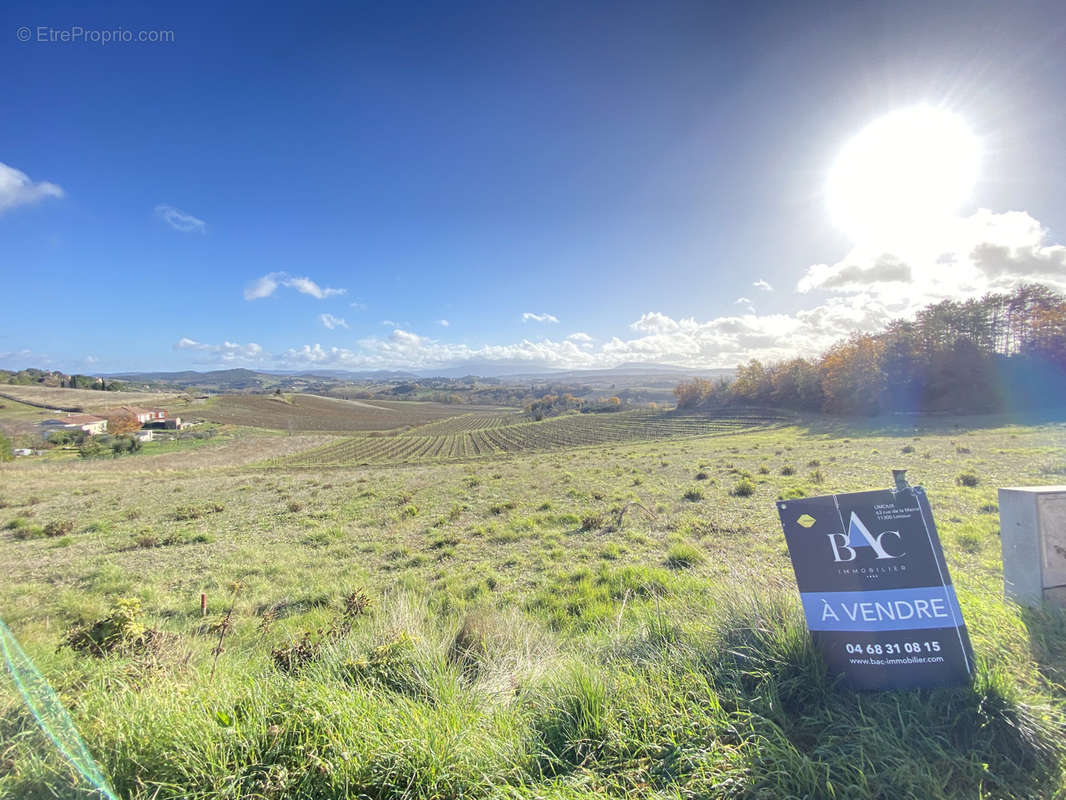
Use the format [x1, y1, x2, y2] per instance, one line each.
[580, 513, 604, 532]
[695, 471, 709, 481]
[43, 520, 74, 538]
[665, 542, 704, 569]
[683, 487, 704, 502]
[956, 471, 979, 487]
[62, 597, 149, 656]
[342, 632, 419, 696]
[780, 465, 795, 476]
[731, 479, 756, 497]
[901, 445, 915, 454]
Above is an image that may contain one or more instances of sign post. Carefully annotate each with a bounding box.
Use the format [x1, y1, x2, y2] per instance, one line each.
[776, 479, 974, 690]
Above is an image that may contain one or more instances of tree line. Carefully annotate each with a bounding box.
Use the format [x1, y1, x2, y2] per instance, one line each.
[0, 368, 125, 391]
[675, 284, 1066, 415]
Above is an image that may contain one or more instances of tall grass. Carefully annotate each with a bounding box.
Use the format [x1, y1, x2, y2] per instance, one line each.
[3, 581, 1063, 799]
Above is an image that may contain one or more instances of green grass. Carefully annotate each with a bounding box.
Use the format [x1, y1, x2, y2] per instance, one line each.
[1, 414, 1065, 798]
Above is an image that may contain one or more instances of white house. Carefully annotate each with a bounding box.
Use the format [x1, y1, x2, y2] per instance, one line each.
[122, 406, 167, 424]
[40, 414, 109, 437]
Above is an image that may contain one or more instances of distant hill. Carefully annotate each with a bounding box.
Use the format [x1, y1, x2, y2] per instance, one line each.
[107, 368, 418, 389]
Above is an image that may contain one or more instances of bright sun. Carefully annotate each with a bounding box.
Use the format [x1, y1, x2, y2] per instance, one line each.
[827, 106, 979, 247]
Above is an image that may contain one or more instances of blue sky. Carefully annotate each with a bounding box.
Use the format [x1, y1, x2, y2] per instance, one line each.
[2, 1, 1064, 373]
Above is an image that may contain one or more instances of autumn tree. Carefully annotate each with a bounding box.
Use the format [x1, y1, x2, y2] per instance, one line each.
[673, 378, 714, 408]
[106, 410, 142, 435]
[819, 334, 885, 415]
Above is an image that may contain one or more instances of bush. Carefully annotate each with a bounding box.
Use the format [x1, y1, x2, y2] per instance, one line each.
[731, 479, 756, 497]
[580, 512, 605, 531]
[956, 471, 980, 487]
[62, 597, 152, 656]
[682, 487, 704, 502]
[665, 542, 704, 569]
[43, 520, 74, 537]
[780, 465, 795, 476]
[77, 439, 105, 459]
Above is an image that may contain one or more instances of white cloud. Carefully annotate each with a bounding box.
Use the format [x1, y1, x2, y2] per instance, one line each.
[174, 337, 264, 362]
[438, 319, 450, 327]
[630, 312, 683, 334]
[350, 300, 368, 310]
[319, 313, 348, 330]
[796, 209, 1066, 305]
[522, 312, 559, 323]
[753, 279, 774, 291]
[798, 254, 911, 293]
[243, 272, 346, 301]
[381, 320, 396, 327]
[181, 208, 1066, 373]
[155, 204, 206, 233]
[0, 162, 63, 214]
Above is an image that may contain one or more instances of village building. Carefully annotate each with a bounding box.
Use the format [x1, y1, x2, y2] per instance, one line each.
[39, 413, 109, 437]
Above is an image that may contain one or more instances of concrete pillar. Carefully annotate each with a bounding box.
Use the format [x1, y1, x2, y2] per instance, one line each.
[999, 486, 1066, 608]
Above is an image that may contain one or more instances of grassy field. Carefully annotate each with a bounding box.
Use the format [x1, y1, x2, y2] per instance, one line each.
[1, 413, 1065, 798]
[0, 386, 185, 412]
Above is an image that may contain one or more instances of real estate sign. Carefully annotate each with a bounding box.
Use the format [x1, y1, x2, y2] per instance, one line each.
[776, 486, 974, 690]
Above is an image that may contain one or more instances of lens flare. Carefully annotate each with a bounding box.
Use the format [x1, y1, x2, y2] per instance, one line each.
[0, 618, 118, 800]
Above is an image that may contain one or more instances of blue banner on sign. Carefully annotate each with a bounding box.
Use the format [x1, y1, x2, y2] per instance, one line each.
[800, 585, 963, 632]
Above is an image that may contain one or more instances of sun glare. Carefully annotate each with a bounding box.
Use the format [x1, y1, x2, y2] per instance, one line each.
[827, 106, 979, 248]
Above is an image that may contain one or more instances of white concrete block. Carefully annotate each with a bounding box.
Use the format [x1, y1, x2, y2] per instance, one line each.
[999, 486, 1066, 608]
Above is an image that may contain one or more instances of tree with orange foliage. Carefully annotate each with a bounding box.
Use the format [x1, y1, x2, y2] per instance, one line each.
[819, 334, 885, 415]
[106, 410, 142, 435]
[673, 378, 713, 408]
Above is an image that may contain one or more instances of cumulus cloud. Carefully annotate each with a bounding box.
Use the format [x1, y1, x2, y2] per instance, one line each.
[798, 254, 911, 293]
[181, 208, 1066, 373]
[438, 319, 450, 327]
[155, 204, 206, 233]
[522, 312, 559, 323]
[796, 209, 1066, 304]
[0, 162, 63, 214]
[282, 329, 594, 370]
[319, 313, 348, 330]
[243, 272, 346, 301]
[630, 312, 683, 334]
[753, 279, 774, 291]
[174, 337, 264, 362]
